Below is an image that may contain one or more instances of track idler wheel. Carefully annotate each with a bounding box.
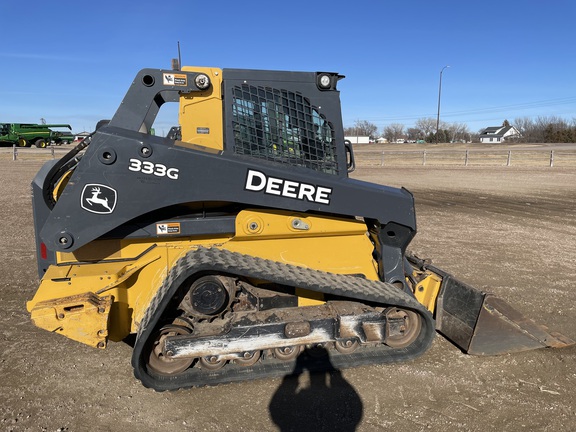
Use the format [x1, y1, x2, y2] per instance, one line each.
[384, 308, 422, 348]
[200, 355, 227, 371]
[147, 325, 194, 375]
[235, 350, 261, 366]
[335, 339, 360, 354]
[274, 345, 302, 361]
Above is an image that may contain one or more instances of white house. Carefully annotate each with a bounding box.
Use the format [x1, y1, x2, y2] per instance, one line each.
[479, 125, 520, 143]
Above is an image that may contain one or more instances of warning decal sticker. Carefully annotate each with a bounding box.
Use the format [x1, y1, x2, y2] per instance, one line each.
[156, 222, 181, 235]
[163, 73, 188, 86]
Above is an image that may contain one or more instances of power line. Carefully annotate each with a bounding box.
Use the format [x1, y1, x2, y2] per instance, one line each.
[354, 96, 576, 123]
[442, 97, 576, 117]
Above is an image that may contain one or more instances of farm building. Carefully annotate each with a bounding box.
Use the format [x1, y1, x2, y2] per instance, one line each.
[479, 125, 520, 143]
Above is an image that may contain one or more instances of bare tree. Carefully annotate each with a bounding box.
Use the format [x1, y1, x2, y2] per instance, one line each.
[533, 116, 564, 142]
[448, 122, 470, 143]
[414, 117, 437, 138]
[406, 127, 422, 141]
[344, 120, 379, 140]
[513, 117, 532, 137]
[513, 116, 576, 143]
[383, 123, 405, 143]
[414, 117, 450, 143]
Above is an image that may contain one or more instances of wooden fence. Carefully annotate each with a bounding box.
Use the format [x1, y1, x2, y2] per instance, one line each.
[355, 148, 576, 168]
[4, 145, 576, 168]
[0, 145, 70, 161]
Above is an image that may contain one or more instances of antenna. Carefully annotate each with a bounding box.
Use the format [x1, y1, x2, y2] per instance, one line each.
[171, 41, 182, 71]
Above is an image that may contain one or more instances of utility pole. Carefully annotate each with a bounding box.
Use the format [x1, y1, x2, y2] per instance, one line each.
[436, 65, 450, 144]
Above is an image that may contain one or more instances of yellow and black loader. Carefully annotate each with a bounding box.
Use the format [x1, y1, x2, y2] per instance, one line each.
[27, 67, 573, 391]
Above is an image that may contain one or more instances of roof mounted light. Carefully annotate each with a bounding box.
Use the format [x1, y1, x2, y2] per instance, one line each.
[318, 73, 332, 89]
[195, 73, 211, 90]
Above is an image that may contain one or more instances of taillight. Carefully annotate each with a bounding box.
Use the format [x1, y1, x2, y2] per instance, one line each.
[40, 242, 47, 260]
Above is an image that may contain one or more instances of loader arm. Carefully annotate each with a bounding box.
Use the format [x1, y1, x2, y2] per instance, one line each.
[39, 126, 417, 253]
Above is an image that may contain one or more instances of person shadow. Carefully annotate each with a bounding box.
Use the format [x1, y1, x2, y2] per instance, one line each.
[269, 347, 364, 432]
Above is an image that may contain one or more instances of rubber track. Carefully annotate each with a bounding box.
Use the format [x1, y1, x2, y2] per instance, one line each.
[132, 247, 435, 391]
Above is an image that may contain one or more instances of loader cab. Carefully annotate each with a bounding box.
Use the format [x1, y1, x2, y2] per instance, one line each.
[176, 67, 352, 176]
[108, 67, 352, 176]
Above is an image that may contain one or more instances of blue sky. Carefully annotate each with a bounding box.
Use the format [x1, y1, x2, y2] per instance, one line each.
[1, 0, 575, 135]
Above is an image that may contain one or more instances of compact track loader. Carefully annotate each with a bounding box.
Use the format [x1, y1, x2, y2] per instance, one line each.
[27, 67, 573, 391]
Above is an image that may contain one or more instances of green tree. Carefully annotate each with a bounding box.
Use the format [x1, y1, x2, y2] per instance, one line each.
[426, 129, 452, 143]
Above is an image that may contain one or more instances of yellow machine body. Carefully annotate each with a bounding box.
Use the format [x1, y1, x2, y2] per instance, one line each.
[178, 67, 224, 151]
[27, 209, 381, 347]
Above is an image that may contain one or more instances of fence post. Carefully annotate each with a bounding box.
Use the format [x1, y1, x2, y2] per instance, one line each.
[506, 150, 511, 166]
[381, 151, 384, 167]
[465, 149, 469, 166]
[423, 150, 427, 166]
[12, 144, 17, 161]
[51, 147, 55, 159]
[550, 150, 554, 167]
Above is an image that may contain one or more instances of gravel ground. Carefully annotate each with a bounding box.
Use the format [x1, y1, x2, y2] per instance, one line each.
[1, 159, 575, 432]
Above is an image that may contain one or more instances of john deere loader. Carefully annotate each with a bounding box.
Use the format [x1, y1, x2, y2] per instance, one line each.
[27, 67, 573, 391]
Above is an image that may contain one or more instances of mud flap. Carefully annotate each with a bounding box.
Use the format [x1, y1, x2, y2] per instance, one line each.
[435, 274, 574, 355]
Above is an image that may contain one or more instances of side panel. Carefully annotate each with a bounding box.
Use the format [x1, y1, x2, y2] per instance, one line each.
[38, 130, 416, 254]
[179, 67, 224, 150]
[28, 210, 383, 344]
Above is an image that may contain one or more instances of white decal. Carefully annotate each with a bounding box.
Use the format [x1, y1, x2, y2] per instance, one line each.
[129, 158, 179, 180]
[156, 223, 181, 235]
[163, 74, 174, 85]
[245, 169, 332, 205]
[81, 184, 117, 214]
[163, 73, 187, 86]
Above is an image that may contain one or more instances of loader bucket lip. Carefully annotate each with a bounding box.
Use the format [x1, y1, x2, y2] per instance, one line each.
[422, 261, 575, 356]
[463, 294, 575, 356]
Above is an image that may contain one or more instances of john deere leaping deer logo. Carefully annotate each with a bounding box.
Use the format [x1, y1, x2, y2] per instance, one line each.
[81, 184, 117, 214]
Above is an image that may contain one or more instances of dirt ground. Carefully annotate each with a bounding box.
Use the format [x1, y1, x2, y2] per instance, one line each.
[1, 159, 575, 432]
